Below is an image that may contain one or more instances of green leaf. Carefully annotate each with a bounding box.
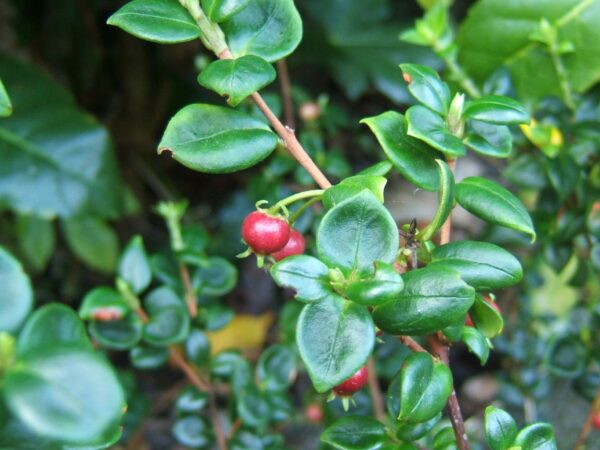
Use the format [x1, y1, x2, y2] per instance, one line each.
[321, 415, 386, 450]
[395, 414, 441, 442]
[118, 235, 152, 294]
[17, 304, 92, 355]
[464, 120, 512, 158]
[0, 246, 33, 333]
[429, 240, 523, 290]
[193, 256, 237, 297]
[4, 347, 125, 444]
[210, 350, 245, 378]
[79, 287, 130, 321]
[236, 385, 271, 428]
[202, 0, 251, 22]
[185, 329, 211, 366]
[418, 159, 455, 241]
[470, 294, 504, 339]
[107, 0, 200, 44]
[395, 352, 453, 423]
[158, 103, 278, 173]
[130, 345, 169, 369]
[485, 406, 518, 450]
[62, 217, 119, 273]
[344, 262, 404, 306]
[461, 327, 490, 365]
[89, 313, 144, 350]
[172, 416, 210, 448]
[406, 105, 466, 157]
[317, 190, 399, 277]
[175, 387, 208, 414]
[544, 334, 587, 378]
[356, 161, 393, 177]
[455, 177, 536, 241]
[256, 344, 296, 392]
[514, 423, 557, 450]
[222, 0, 303, 62]
[323, 175, 387, 210]
[297, 296, 374, 393]
[362, 111, 441, 192]
[373, 265, 475, 335]
[271, 255, 333, 303]
[144, 304, 190, 346]
[0, 78, 12, 117]
[198, 55, 275, 106]
[400, 63, 451, 115]
[463, 95, 530, 125]
[16, 215, 55, 272]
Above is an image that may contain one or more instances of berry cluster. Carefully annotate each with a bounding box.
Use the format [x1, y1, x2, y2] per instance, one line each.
[241, 211, 305, 262]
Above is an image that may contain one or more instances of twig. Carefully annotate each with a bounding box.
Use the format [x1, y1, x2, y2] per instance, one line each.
[573, 385, 600, 450]
[179, 263, 198, 317]
[209, 385, 228, 450]
[277, 59, 295, 129]
[397, 336, 428, 353]
[169, 347, 211, 392]
[366, 357, 386, 422]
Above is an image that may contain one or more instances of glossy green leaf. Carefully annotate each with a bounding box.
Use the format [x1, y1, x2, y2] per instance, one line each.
[344, 262, 404, 306]
[16, 215, 55, 272]
[406, 105, 466, 157]
[0, 78, 11, 117]
[321, 415, 386, 450]
[433, 426, 457, 450]
[485, 406, 518, 450]
[317, 190, 399, 277]
[62, 217, 119, 273]
[297, 296, 374, 393]
[418, 159, 455, 241]
[144, 304, 190, 346]
[470, 294, 504, 339]
[400, 63, 451, 115]
[544, 334, 586, 378]
[514, 423, 557, 450]
[396, 352, 453, 423]
[158, 103, 277, 173]
[373, 266, 475, 335]
[463, 95, 530, 125]
[0, 246, 33, 333]
[222, 0, 303, 62]
[79, 287, 130, 321]
[464, 120, 512, 158]
[193, 256, 237, 297]
[17, 304, 92, 355]
[322, 175, 387, 210]
[118, 235, 152, 294]
[130, 345, 169, 369]
[256, 344, 296, 392]
[89, 313, 144, 350]
[461, 326, 490, 365]
[395, 413, 441, 442]
[356, 161, 393, 177]
[271, 255, 333, 303]
[107, 0, 200, 44]
[4, 347, 125, 444]
[198, 55, 275, 106]
[237, 385, 272, 429]
[455, 177, 536, 241]
[185, 329, 211, 366]
[172, 416, 210, 448]
[210, 350, 245, 378]
[175, 387, 208, 414]
[362, 111, 441, 192]
[202, 0, 251, 22]
[201, 304, 235, 331]
[430, 240, 523, 290]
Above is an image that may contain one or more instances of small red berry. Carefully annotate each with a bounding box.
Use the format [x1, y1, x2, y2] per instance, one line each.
[593, 412, 600, 430]
[271, 229, 305, 261]
[242, 211, 290, 255]
[305, 403, 323, 423]
[333, 366, 368, 397]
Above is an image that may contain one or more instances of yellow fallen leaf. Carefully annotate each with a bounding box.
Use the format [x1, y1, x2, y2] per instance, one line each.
[206, 312, 275, 355]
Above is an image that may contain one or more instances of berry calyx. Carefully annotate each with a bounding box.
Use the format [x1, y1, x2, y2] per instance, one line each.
[242, 211, 290, 255]
[465, 296, 501, 327]
[593, 412, 600, 430]
[271, 229, 305, 261]
[333, 366, 368, 397]
[305, 403, 323, 423]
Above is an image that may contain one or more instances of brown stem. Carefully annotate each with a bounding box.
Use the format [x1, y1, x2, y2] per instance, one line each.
[366, 357, 386, 422]
[169, 347, 211, 391]
[277, 59, 296, 129]
[179, 263, 198, 318]
[218, 49, 331, 189]
[397, 336, 428, 353]
[209, 386, 229, 450]
[573, 385, 600, 450]
[134, 307, 149, 323]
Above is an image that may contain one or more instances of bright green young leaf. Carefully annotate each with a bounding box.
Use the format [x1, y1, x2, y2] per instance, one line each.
[271, 255, 332, 303]
[317, 190, 399, 277]
[514, 423, 557, 450]
[373, 265, 475, 335]
[406, 105, 466, 157]
[107, 0, 201, 44]
[464, 120, 512, 158]
[89, 313, 144, 350]
[395, 352, 453, 423]
[172, 416, 210, 448]
[193, 256, 237, 297]
[485, 406, 518, 450]
[4, 347, 125, 444]
[0, 247, 33, 333]
[455, 177, 536, 241]
[344, 262, 404, 306]
[418, 159, 455, 241]
[429, 240, 523, 290]
[297, 296, 374, 393]
[256, 344, 297, 392]
[400, 63, 451, 115]
[17, 304, 92, 355]
[16, 215, 55, 272]
[222, 0, 303, 62]
[118, 235, 152, 294]
[158, 103, 278, 173]
[362, 111, 441, 191]
[470, 294, 504, 339]
[0, 78, 12, 117]
[198, 55, 275, 106]
[79, 287, 131, 321]
[461, 327, 490, 365]
[62, 217, 119, 273]
[322, 175, 387, 210]
[201, 0, 251, 22]
[321, 415, 386, 450]
[463, 95, 530, 125]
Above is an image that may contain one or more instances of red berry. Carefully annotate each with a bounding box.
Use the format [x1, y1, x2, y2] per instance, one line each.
[593, 412, 600, 430]
[271, 229, 305, 261]
[333, 366, 368, 397]
[305, 403, 323, 423]
[242, 211, 290, 255]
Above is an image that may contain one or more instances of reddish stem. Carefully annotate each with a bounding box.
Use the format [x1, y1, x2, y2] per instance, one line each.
[277, 59, 296, 129]
[573, 385, 600, 450]
[179, 263, 198, 318]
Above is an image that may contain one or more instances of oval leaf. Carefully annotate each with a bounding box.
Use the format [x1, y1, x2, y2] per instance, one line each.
[322, 175, 387, 210]
[461, 326, 490, 366]
[89, 313, 144, 350]
[463, 95, 530, 125]
[406, 105, 466, 158]
[271, 255, 332, 303]
[321, 415, 386, 450]
[62, 217, 119, 274]
[470, 293, 504, 339]
[201, 0, 251, 22]
[344, 262, 404, 306]
[256, 344, 296, 392]
[400, 63, 451, 115]
[464, 120, 512, 158]
[418, 159, 455, 241]
[514, 423, 557, 450]
[485, 406, 518, 450]
[118, 235, 152, 294]
[0, 246, 33, 333]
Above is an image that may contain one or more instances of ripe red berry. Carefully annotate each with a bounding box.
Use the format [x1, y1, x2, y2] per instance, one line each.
[333, 366, 368, 397]
[242, 211, 290, 255]
[305, 403, 323, 423]
[271, 229, 305, 261]
[593, 412, 600, 430]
